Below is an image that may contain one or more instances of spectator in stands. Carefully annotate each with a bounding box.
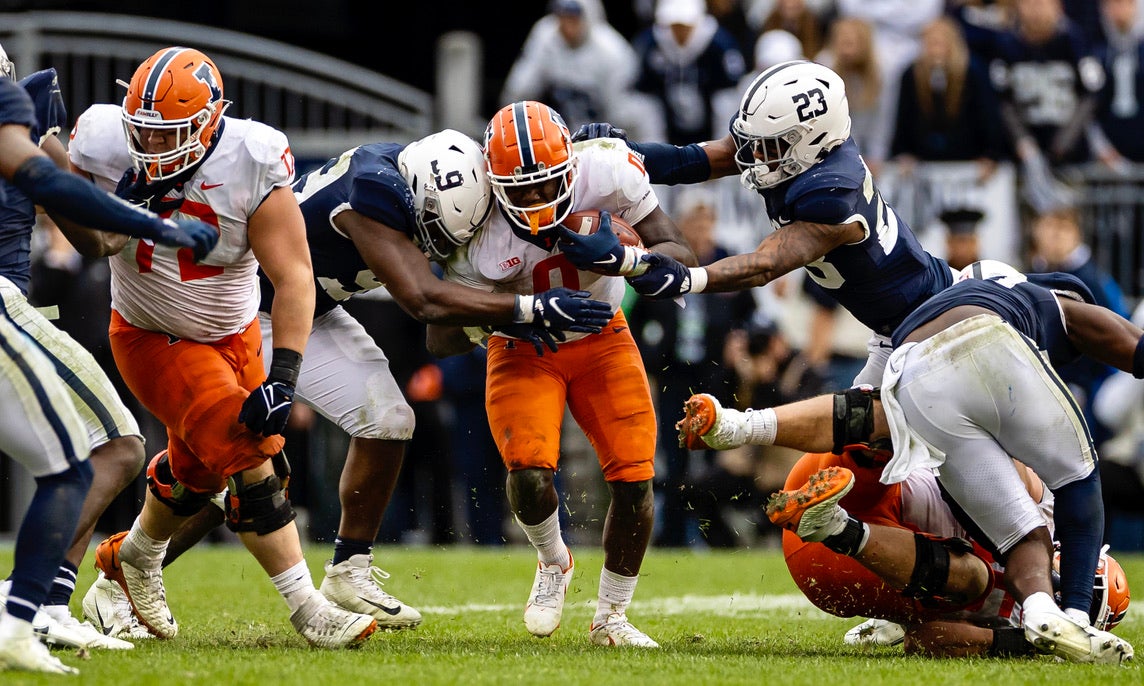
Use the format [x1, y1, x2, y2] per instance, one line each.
[632, 0, 747, 144]
[816, 17, 892, 171]
[938, 208, 985, 271]
[1093, 0, 1144, 163]
[891, 16, 1006, 168]
[1027, 206, 1129, 446]
[709, 0, 759, 58]
[628, 187, 755, 547]
[759, 0, 826, 60]
[501, 0, 640, 135]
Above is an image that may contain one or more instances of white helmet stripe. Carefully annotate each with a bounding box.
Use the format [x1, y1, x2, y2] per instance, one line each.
[142, 47, 186, 105]
[512, 101, 534, 170]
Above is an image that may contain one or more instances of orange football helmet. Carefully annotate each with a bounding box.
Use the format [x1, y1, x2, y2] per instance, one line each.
[120, 47, 230, 181]
[1053, 544, 1131, 631]
[484, 101, 578, 236]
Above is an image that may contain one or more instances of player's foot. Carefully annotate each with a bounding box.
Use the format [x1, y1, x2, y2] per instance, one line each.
[765, 467, 855, 542]
[35, 605, 134, 650]
[843, 618, 905, 646]
[82, 572, 152, 641]
[676, 393, 751, 450]
[589, 613, 659, 648]
[319, 554, 422, 629]
[523, 552, 574, 637]
[97, 532, 177, 639]
[290, 591, 378, 649]
[1024, 606, 1133, 664]
[0, 627, 78, 674]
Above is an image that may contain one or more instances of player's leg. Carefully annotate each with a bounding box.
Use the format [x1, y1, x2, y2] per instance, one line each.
[266, 308, 421, 628]
[0, 288, 141, 649]
[0, 307, 90, 674]
[566, 323, 659, 647]
[486, 335, 573, 638]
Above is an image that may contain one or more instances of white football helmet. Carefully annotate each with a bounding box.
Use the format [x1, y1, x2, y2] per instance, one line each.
[398, 129, 493, 261]
[956, 259, 1026, 284]
[0, 42, 14, 79]
[732, 60, 851, 191]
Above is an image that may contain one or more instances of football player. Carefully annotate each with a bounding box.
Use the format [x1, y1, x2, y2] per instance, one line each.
[681, 260, 1142, 663]
[66, 47, 377, 648]
[83, 129, 613, 634]
[427, 100, 696, 647]
[567, 60, 955, 387]
[0, 50, 217, 673]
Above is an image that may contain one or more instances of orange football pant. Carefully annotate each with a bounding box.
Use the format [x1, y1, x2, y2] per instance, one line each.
[484, 311, 655, 483]
[109, 310, 283, 494]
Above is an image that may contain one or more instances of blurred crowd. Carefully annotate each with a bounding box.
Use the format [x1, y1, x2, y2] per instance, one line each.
[21, 0, 1144, 551]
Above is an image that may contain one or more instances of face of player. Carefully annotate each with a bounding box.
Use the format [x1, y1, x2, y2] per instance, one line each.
[503, 177, 561, 209]
[130, 123, 188, 155]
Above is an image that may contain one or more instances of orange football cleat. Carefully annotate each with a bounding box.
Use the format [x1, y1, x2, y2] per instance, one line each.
[765, 466, 855, 541]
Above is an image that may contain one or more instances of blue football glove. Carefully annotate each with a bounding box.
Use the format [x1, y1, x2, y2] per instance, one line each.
[556, 211, 645, 276]
[154, 218, 219, 261]
[115, 167, 186, 214]
[531, 287, 613, 333]
[239, 349, 302, 436]
[626, 253, 694, 299]
[571, 122, 628, 144]
[498, 323, 566, 357]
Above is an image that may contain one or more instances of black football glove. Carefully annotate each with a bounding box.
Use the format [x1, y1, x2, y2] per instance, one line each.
[239, 349, 302, 437]
[498, 323, 566, 356]
[626, 253, 694, 299]
[556, 210, 643, 276]
[571, 122, 628, 144]
[115, 168, 187, 214]
[531, 287, 613, 333]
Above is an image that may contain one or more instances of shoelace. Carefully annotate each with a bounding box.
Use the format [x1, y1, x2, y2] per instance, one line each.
[534, 566, 569, 609]
[598, 617, 649, 642]
[352, 565, 400, 605]
[309, 604, 360, 639]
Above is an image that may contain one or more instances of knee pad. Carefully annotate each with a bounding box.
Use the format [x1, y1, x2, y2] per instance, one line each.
[146, 451, 213, 517]
[832, 385, 892, 459]
[902, 533, 975, 604]
[225, 452, 295, 535]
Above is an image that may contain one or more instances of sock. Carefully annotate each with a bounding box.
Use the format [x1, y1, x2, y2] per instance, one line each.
[594, 568, 638, 625]
[46, 560, 78, 607]
[332, 537, 373, 566]
[270, 560, 317, 613]
[747, 408, 778, 445]
[119, 519, 170, 569]
[516, 510, 571, 570]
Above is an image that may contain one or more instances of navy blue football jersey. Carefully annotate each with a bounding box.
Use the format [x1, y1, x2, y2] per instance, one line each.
[891, 271, 1095, 368]
[757, 138, 954, 336]
[0, 70, 67, 294]
[259, 142, 417, 316]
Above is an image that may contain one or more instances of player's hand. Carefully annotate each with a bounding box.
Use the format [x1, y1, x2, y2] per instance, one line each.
[532, 287, 613, 333]
[499, 323, 566, 356]
[153, 218, 219, 261]
[115, 168, 185, 214]
[571, 122, 628, 144]
[239, 380, 296, 437]
[556, 211, 633, 275]
[626, 253, 693, 299]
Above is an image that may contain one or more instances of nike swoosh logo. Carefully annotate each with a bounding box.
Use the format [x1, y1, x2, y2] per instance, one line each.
[594, 255, 618, 265]
[95, 605, 113, 635]
[648, 275, 676, 297]
[357, 596, 402, 615]
[200, 182, 224, 190]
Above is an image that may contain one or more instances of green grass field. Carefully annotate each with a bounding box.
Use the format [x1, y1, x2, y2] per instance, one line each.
[1, 545, 1141, 685]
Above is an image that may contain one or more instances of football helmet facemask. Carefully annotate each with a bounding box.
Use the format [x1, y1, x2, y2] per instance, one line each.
[120, 47, 230, 181]
[0, 42, 14, 80]
[398, 129, 493, 262]
[732, 60, 851, 191]
[484, 100, 579, 237]
[1053, 545, 1131, 631]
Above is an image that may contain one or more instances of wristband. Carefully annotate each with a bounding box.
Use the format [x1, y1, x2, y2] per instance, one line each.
[988, 627, 1036, 657]
[513, 295, 536, 323]
[688, 267, 708, 294]
[1133, 335, 1144, 379]
[620, 246, 650, 276]
[267, 348, 303, 386]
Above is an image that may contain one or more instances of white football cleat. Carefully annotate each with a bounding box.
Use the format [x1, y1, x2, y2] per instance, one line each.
[843, 618, 905, 646]
[82, 572, 152, 640]
[523, 553, 574, 637]
[290, 591, 378, 649]
[0, 629, 79, 674]
[35, 605, 133, 650]
[589, 613, 659, 648]
[677, 393, 753, 451]
[1024, 605, 1134, 664]
[319, 555, 422, 629]
[116, 560, 177, 639]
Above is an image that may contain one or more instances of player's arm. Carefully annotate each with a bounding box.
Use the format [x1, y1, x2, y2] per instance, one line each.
[631, 205, 697, 267]
[46, 140, 128, 257]
[340, 209, 524, 325]
[250, 186, 315, 356]
[904, 622, 1035, 658]
[1059, 297, 1144, 377]
[572, 123, 738, 184]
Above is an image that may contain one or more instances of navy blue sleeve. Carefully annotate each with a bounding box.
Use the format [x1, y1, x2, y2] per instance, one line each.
[347, 171, 417, 237]
[0, 77, 37, 129]
[17, 69, 66, 140]
[788, 186, 863, 226]
[1051, 469, 1105, 615]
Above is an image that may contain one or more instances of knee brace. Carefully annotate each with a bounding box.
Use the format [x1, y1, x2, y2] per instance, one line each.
[147, 451, 214, 516]
[224, 452, 295, 535]
[902, 533, 974, 604]
[832, 385, 892, 459]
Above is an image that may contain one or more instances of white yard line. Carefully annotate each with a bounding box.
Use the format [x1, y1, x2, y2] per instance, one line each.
[420, 592, 832, 618]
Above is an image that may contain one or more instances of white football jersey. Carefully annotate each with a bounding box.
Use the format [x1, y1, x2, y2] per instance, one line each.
[69, 104, 294, 342]
[445, 138, 658, 343]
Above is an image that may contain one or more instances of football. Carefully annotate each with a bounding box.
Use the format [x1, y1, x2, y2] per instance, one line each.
[563, 210, 644, 248]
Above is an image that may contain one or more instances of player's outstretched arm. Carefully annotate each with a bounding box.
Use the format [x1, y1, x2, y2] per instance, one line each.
[1060, 297, 1144, 377]
[571, 122, 738, 185]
